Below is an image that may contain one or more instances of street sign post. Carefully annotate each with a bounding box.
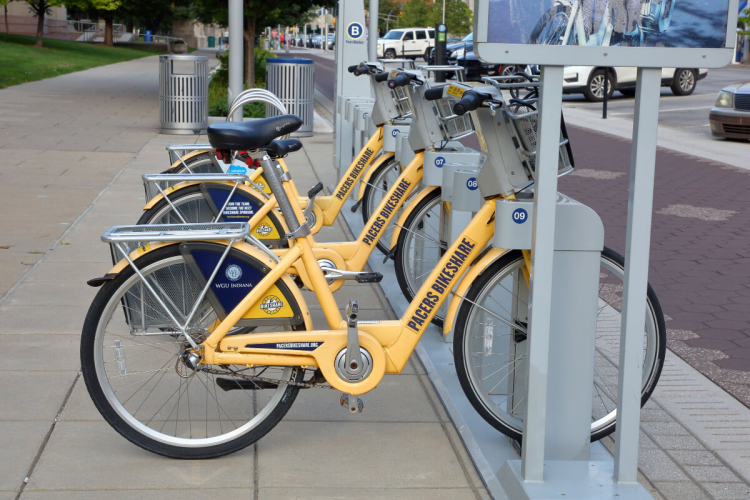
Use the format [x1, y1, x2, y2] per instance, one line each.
[473, 0, 740, 497]
[435, 24, 447, 82]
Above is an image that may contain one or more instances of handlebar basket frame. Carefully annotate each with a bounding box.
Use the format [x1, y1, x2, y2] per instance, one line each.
[390, 84, 413, 118]
[502, 99, 574, 180]
[429, 91, 475, 142]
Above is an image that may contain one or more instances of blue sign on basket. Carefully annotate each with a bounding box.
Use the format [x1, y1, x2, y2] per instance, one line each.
[435, 156, 446, 168]
[512, 208, 528, 224]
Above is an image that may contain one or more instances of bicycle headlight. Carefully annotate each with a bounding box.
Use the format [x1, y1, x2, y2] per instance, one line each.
[715, 91, 733, 108]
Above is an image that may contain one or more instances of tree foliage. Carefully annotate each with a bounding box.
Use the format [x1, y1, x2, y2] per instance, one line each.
[66, 0, 121, 46]
[739, 9, 750, 36]
[392, 0, 472, 37]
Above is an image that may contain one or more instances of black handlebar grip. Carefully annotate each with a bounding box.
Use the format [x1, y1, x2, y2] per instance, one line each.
[374, 72, 389, 82]
[388, 73, 410, 89]
[357, 63, 369, 75]
[348, 64, 359, 74]
[424, 87, 445, 101]
[453, 91, 482, 116]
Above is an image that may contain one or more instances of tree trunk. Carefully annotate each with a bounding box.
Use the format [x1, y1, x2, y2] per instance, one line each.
[4, 5, 9, 35]
[35, 3, 45, 48]
[104, 17, 114, 46]
[243, 21, 256, 88]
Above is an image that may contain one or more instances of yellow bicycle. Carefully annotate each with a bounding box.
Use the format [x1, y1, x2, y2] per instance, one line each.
[80, 80, 664, 459]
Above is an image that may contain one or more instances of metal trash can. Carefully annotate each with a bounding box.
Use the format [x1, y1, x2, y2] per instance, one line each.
[207, 35, 215, 48]
[265, 58, 314, 137]
[159, 54, 209, 135]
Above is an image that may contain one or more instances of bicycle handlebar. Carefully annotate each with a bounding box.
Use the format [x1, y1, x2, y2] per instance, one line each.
[347, 64, 358, 74]
[424, 87, 445, 101]
[374, 72, 389, 82]
[388, 73, 411, 89]
[453, 91, 484, 116]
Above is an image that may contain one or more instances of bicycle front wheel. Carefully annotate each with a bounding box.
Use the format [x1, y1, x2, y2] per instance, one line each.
[394, 188, 446, 326]
[81, 245, 306, 458]
[361, 156, 402, 256]
[453, 248, 665, 442]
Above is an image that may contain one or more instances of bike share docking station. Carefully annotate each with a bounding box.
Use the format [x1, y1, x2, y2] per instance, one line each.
[334, 0, 739, 498]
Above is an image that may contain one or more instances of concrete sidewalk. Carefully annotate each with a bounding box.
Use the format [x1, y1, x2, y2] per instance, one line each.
[0, 55, 488, 499]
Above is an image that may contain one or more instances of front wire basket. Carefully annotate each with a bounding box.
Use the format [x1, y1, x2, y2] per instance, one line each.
[430, 90, 475, 142]
[503, 99, 574, 179]
[391, 84, 413, 118]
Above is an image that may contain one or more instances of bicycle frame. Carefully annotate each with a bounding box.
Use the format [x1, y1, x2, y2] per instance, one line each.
[198, 158, 499, 395]
[144, 127, 390, 239]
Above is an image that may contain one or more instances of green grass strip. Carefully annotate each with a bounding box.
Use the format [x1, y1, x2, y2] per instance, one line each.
[0, 33, 163, 89]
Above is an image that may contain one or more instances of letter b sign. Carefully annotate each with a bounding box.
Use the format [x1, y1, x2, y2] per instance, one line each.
[348, 23, 363, 39]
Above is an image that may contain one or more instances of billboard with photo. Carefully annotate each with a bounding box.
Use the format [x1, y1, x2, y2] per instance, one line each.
[474, 0, 739, 67]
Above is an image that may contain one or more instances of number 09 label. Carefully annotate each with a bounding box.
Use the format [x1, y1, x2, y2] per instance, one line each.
[512, 208, 528, 224]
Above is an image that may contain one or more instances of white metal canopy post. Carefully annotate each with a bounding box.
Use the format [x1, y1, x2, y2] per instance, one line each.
[228, 0, 243, 122]
[614, 67, 663, 484]
[520, 65, 565, 483]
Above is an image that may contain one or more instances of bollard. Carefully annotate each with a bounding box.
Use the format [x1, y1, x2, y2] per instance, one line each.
[337, 96, 375, 178]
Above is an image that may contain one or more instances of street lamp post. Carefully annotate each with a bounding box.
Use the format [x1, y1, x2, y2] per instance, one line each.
[228, 0, 243, 122]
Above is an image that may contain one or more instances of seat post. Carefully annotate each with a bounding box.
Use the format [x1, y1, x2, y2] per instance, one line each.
[259, 154, 306, 236]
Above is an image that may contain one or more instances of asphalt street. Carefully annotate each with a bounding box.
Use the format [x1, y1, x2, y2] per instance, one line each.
[303, 50, 750, 409]
[563, 66, 750, 138]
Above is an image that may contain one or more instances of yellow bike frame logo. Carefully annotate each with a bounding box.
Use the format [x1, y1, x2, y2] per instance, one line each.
[362, 178, 412, 246]
[260, 295, 284, 314]
[406, 237, 477, 332]
[335, 148, 374, 200]
[256, 223, 273, 236]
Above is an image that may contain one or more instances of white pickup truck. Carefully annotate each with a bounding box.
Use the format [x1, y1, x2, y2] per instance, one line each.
[377, 27, 435, 61]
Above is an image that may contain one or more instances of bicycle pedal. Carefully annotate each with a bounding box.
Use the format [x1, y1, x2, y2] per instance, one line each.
[340, 393, 364, 413]
[350, 198, 364, 213]
[354, 272, 383, 284]
[307, 182, 324, 199]
[383, 246, 397, 263]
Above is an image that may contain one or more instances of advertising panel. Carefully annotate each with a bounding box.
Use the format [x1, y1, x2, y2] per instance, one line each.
[474, 0, 740, 67]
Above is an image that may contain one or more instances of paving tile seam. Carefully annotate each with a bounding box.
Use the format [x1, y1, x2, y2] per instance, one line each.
[15, 373, 80, 500]
[0, 134, 156, 308]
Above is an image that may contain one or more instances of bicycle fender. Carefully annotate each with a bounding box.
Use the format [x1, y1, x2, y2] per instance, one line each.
[165, 149, 213, 172]
[389, 186, 440, 250]
[442, 247, 510, 336]
[94, 241, 312, 331]
[142, 181, 203, 210]
[356, 151, 396, 202]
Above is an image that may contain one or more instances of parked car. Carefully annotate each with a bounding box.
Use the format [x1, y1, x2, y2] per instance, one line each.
[709, 82, 750, 140]
[563, 67, 708, 102]
[377, 27, 435, 60]
[428, 33, 516, 81]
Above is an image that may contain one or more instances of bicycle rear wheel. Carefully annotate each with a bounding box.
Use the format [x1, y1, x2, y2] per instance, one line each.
[453, 248, 666, 442]
[81, 245, 306, 458]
